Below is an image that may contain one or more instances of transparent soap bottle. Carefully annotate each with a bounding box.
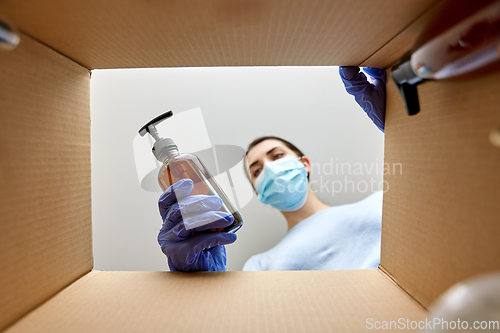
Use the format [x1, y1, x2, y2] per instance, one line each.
[139, 111, 243, 234]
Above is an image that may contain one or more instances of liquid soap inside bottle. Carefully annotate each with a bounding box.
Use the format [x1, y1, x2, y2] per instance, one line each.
[158, 151, 243, 234]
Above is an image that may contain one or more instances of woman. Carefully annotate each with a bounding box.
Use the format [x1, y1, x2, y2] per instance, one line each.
[241, 136, 382, 271]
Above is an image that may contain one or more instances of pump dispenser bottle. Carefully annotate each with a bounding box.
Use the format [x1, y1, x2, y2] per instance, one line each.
[139, 111, 243, 234]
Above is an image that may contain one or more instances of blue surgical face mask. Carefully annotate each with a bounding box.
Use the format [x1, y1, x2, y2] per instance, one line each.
[254, 156, 308, 212]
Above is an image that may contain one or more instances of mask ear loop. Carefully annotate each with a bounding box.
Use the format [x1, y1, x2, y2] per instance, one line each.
[297, 156, 310, 181]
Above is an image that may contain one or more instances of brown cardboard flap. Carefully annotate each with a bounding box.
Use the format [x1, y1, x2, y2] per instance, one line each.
[5, 270, 425, 333]
[0, 33, 92, 331]
[382, 70, 500, 308]
[0, 0, 438, 69]
[360, 1, 444, 68]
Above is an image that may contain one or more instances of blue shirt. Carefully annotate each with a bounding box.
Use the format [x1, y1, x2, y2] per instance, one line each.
[242, 191, 383, 271]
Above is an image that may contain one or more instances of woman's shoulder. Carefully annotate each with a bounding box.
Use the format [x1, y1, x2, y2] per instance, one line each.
[242, 234, 293, 271]
[301, 191, 384, 230]
[242, 251, 271, 271]
[326, 191, 383, 213]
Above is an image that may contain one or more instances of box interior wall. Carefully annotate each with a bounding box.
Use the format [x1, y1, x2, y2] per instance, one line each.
[1, 0, 499, 331]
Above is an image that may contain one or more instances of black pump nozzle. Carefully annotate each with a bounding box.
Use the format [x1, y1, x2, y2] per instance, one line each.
[138, 110, 174, 141]
[391, 52, 426, 116]
[138, 110, 178, 162]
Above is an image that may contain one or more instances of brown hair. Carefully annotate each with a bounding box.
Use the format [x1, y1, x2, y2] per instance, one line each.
[245, 136, 310, 187]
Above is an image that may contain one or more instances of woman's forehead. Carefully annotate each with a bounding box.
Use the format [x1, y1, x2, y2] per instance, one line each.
[246, 139, 290, 164]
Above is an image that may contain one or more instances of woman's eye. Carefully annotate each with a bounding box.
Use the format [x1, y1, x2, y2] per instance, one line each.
[253, 168, 261, 177]
[273, 153, 283, 160]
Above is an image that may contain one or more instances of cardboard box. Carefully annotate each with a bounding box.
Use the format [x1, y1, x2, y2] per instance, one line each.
[1, 0, 499, 331]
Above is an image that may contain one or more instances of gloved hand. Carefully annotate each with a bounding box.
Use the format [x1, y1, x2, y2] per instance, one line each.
[157, 178, 237, 272]
[339, 66, 386, 132]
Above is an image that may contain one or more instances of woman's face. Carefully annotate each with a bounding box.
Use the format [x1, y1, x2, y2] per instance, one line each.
[246, 139, 303, 187]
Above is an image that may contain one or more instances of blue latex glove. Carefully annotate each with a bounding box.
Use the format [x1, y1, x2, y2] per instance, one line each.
[339, 66, 386, 132]
[157, 179, 237, 272]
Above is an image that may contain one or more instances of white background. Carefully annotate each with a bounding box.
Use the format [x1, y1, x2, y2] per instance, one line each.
[90, 66, 384, 271]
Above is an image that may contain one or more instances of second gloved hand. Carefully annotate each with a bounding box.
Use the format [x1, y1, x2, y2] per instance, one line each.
[339, 66, 386, 132]
[157, 179, 237, 272]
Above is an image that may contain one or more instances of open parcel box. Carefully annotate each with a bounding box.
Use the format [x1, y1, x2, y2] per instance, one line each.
[1, 0, 500, 331]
